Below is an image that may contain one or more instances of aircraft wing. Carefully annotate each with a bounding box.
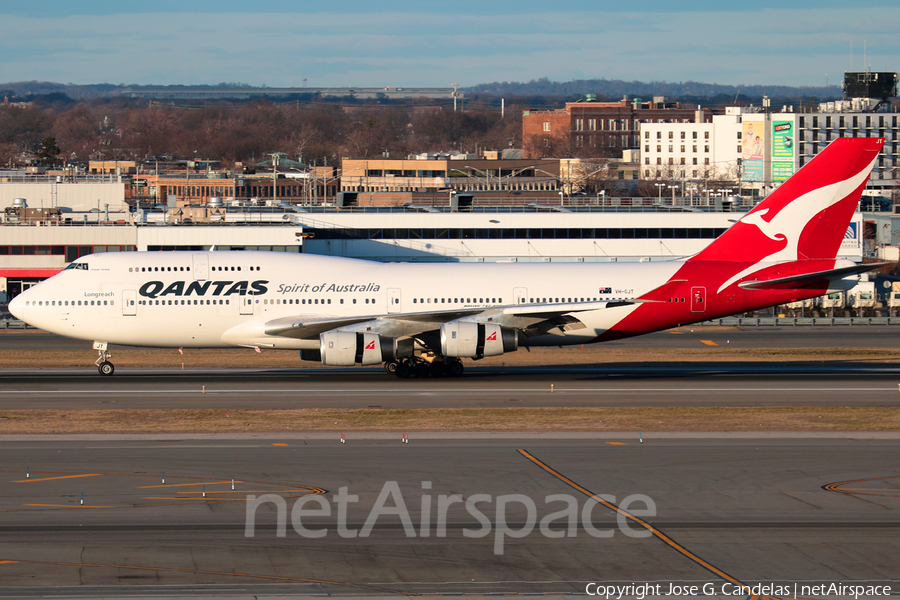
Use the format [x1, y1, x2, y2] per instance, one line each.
[500, 299, 660, 336]
[263, 308, 484, 339]
[263, 300, 655, 340]
[501, 298, 658, 317]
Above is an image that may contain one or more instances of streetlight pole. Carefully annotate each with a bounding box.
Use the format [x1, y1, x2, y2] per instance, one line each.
[270, 153, 279, 205]
[464, 166, 492, 190]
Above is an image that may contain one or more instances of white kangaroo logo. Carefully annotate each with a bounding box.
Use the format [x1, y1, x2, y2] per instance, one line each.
[716, 162, 874, 294]
[739, 208, 786, 243]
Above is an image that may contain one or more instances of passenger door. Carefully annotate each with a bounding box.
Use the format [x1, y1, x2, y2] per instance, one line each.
[388, 288, 402, 314]
[192, 253, 209, 281]
[513, 287, 528, 305]
[123, 289, 137, 316]
[690, 286, 706, 313]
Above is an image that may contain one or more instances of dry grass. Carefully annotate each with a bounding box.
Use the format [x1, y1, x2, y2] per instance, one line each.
[0, 407, 898, 434]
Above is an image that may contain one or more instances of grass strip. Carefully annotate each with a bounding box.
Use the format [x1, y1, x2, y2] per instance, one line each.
[0, 407, 898, 434]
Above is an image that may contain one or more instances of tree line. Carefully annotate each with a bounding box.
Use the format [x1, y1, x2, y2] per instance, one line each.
[0, 99, 525, 169]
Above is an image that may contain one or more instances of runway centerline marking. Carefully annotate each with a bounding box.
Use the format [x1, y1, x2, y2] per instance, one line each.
[138, 481, 242, 489]
[175, 489, 309, 495]
[24, 504, 116, 508]
[518, 449, 778, 600]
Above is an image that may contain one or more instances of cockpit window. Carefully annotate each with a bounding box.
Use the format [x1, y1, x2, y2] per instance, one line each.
[64, 262, 88, 271]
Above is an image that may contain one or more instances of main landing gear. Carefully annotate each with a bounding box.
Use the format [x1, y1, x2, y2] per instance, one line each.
[384, 357, 464, 379]
[93, 341, 115, 376]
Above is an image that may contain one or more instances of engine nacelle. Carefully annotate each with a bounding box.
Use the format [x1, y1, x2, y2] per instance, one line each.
[320, 331, 395, 366]
[440, 322, 518, 358]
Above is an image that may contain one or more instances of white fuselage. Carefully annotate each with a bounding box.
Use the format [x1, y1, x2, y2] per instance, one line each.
[10, 251, 682, 349]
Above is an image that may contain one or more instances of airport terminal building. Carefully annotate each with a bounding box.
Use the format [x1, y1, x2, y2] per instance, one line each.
[0, 193, 867, 303]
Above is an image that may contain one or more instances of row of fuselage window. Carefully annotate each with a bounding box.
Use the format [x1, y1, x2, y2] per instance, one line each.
[139, 299, 231, 305]
[23, 299, 236, 307]
[25, 300, 114, 307]
[127, 266, 262, 273]
[411, 297, 614, 304]
[263, 296, 629, 306]
[261, 297, 624, 307]
[25, 295, 645, 310]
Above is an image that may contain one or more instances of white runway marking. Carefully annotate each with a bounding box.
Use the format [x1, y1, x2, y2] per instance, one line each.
[0, 387, 894, 394]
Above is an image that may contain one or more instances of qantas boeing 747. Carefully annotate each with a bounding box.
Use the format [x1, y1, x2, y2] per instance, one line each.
[8, 138, 887, 377]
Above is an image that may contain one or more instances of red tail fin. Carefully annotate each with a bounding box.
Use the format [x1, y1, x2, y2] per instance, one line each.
[692, 137, 883, 264]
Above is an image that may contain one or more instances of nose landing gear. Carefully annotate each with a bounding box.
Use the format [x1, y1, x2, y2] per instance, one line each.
[93, 341, 115, 376]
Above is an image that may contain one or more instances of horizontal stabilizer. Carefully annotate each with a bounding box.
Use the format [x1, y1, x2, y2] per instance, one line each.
[737, 262, 891, 290]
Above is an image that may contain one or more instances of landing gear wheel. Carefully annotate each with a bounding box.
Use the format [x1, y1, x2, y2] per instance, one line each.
[384, 360, 399, 375]
[98, 361, 115, 376]
[94, 346, 114, 377]
[395, 361, 412, 379]
[413, 361, 431, 378]
[429, 361, 446, 378]
[447, 359, 464, 377]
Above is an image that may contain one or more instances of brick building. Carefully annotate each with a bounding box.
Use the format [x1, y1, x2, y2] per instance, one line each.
[523, 97, 710, 158]
[138, 166, 339, 206]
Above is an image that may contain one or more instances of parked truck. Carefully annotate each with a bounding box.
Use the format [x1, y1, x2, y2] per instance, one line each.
[848, 280, 877, 315]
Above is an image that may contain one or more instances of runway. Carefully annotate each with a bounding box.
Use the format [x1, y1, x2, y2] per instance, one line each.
[1, 363, 900, 409]
[0, 326, 899, 409]
[0, 435, 897, 597]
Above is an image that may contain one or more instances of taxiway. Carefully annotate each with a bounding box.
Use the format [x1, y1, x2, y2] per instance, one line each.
[0, 434, 897, 597]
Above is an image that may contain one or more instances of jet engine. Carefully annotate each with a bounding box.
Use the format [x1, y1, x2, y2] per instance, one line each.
[319, 331, 409, 366]
[440, 322, 518, 358]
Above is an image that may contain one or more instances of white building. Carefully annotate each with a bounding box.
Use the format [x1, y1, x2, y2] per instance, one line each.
[640, 101, 900, 199]
[0, 179, 128, 216]
[797, 102, 900, 193]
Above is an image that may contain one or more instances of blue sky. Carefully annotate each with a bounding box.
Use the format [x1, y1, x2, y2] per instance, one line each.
[1, 1, 898, 89]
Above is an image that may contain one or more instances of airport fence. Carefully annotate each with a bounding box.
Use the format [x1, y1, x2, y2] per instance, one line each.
[703, 316, 900, 326]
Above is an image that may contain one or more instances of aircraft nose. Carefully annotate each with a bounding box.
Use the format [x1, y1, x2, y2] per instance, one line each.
[8, 292, 26, 322]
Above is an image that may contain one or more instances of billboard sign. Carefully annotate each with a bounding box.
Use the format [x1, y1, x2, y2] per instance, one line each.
[840, 217, 862, 260]
[741, 119, 764, 182]
[772, 119, 795, 182]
